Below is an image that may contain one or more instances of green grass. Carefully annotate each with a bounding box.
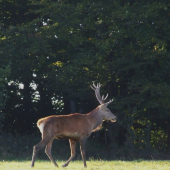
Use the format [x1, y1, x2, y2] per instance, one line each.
[0, 160, 170, 170]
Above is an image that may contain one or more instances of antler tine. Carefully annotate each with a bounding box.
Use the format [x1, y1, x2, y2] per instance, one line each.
[102, 95, 104, 100]
[90, 82, 99, 91]
[95, 83, 102, 90]
[102, 93, 108, 101]
[105, 99, 114, 106]
[97, 83, 102, 87]
[93, 82, 97, 88]
[90, 81, 95, 90]
[91, 82, 109, 105]
[90, 85, 95, 91]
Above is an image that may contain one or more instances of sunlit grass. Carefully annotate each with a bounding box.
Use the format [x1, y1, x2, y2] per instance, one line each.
[0, 160, 170, 170]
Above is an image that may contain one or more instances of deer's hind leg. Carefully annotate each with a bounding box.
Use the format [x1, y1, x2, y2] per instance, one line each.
[62, 139, 76, 167]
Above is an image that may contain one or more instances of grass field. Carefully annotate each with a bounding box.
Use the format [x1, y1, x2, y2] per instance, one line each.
[0, 160, 170, 170]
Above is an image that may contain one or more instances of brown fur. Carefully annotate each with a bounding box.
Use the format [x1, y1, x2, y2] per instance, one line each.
[39, 113, 92, 141]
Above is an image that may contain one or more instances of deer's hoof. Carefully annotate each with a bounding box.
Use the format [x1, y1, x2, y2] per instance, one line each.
[62, 164, 68, 167]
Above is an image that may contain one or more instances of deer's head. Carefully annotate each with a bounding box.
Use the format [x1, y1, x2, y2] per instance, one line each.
[91, 82, 117, 122]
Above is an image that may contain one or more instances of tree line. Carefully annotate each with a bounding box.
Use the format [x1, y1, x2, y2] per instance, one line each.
[0, 0, 170, 157]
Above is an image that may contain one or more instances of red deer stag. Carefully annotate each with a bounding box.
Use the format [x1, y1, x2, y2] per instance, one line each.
[31, 83, 117, 168]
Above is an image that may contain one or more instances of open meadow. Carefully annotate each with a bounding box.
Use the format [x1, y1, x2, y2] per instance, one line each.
[0, 160, 170, 170]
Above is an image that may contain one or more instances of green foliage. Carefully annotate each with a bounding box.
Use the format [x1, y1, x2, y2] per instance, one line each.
[1, 0, 170, 155]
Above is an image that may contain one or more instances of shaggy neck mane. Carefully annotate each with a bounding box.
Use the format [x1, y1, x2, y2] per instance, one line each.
[87, 106, 103, 132]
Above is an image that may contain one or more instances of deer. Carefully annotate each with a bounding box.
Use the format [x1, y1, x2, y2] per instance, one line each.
[31, 82, 117, 168]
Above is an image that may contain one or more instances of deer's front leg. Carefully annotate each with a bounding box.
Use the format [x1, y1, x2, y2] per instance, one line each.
[62, 139, 76, 167]
[80, 138, 87, 168]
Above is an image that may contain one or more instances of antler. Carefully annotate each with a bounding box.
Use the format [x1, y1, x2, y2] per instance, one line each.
[90, 82, 109, 104]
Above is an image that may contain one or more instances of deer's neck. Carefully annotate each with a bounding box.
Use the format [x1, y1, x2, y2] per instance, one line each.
[87, 106, 103, 131]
